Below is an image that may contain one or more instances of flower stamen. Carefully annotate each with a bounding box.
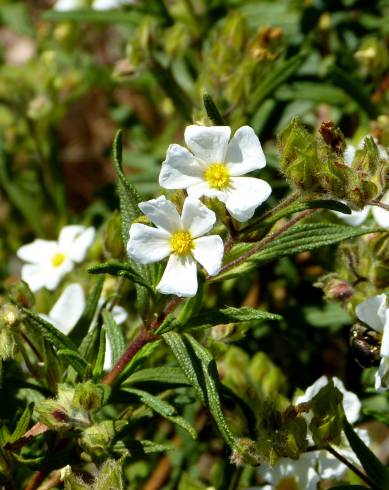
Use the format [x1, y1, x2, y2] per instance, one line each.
[51, 252, 66, 267]
[204, 163, 231, 190]
[170, 231, 194, 256]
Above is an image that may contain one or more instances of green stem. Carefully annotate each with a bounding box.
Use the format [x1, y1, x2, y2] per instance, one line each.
[326, 445, 379, 489]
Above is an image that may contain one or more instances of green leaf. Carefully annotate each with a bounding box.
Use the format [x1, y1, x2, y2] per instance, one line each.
[214, 224, 380, 281]
[122, 387, 197, 439]
[88, 261, 153, 292]
[344, 420, 389, 488]
[163, 332, 235, 447]
[8, 404, 33, 444]
[42, 9, 141, 24]
[249, 53, 307, 111]
[120, 340, 162, 381]
[203, 93, 226, 125]
[329, 65, 379, 119]
[328, 486, 369, 490]
[138, 440, 175, 454]
[70, 276, 104, 346]
[182, 306, 282, 330]
[57, 349, 88, 376]
[103, 310, 125, 366]
[93, 326, 107, 379]
[123, 367, 190, 387]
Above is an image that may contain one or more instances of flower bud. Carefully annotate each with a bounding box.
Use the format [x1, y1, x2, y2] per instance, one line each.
[315, 273, 353, 302]
[0, 304, 21, 329]
[230, 438, 260, 466]
[73, 382, 110, 412]
[249, 352, 287, 398]
[103, 211, 125, 259]
[308, 380, 344, 447]
[7, 280, 34, 308]
[79, 420, 127, 458]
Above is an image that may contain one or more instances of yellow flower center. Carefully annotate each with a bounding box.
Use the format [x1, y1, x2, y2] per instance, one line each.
[51, 252, 66, 268]
[170, 231, 194, 256]
[275, 477, 299, 490]
[204, 163, 231, 190]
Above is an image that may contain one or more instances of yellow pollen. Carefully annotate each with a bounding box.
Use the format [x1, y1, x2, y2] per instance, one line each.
[51, 252, 66, 267]
[275, 477, 299, 490]
[204, 163, 231, 190]
[170, 231, 194, 256]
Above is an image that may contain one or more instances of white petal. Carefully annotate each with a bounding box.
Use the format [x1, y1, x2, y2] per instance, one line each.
[48, 284, 85, 334]
[356, 294, 387, 332]
[192, 236, 224, 275]
[104, 336, 113, 370]
[44, 260, 74, 290]
[112, 305, 128, 325]
[54, 0, 83, 10]
[138, 196, 181, 233]
[343, 144, 356, 166]
[375, 357, 389, 391]
[17, 240, 58, 265]
[317, 449, 347, 479]
[59, 226, 95, 263]
[127, 223, 171, 264]
[225, 177, 272, 222]
[157, 254, 198, 297]
[372, 191, 389, 228]
[333, 377, 361, 423]
[93, 0, 120, 8]
[184, 125, 231, 164]
[333, 206, 370, 226]
[380, 310, 389, 357]
[226, 126, 266, 176]
[187, 182, 228, 201]
[159, 144, 204, 190]
[181, 197, 216, 238]
[21, 264, 48, 292]
[295, 375, 328, 404]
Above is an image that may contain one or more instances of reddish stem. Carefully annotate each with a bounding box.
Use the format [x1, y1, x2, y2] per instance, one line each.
[24, 470, 46, 490]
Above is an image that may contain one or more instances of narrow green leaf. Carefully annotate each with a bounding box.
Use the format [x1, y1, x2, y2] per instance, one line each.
[329, 65, 379, 119]
[88, 261, 153, 292]
[328, 486, 369, 490]
[123, 387, 197, 439]
[249, 53, 307, 111]
[163, 332, 235, 447]
[120, 340, 162, 381]
[203, 93, 226, 125]
[183, 306, 282, 330]
[9, 404, 33, 444]
[57, 349, 88, 376]
[70, 276, 104, 346]
[344, 420, 389, 487]
[103, 310, 125, 366]
[93, 326, 107, 379]
[214, 224, 380, 282]
[42, 9, 141, 24]
[138, 440, 175, 454]
[123, 367, 190, 387]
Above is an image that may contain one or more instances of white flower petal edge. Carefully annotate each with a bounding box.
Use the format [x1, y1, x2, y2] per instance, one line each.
[295, 375, 361, 424]
[159, 144, 204, 189]
[192, 236, 224, 276]
[139, 195, 182, 233]
[127, 224, 171, 264]
[58, 225, 96, 263]
[55, 0, 84, 10]
[372, 191, 389, 228]
[181, 197, 216, 238]
[225, 125, 266, 175]
[185, 125, 231, 163]
[17, 240, 58, 264]
[48, 284, 85, 335]
[375, 357, 389, 391]
[355, 294, 387, 332]
[333, 206, 370, 227]
[225, 177, 272, 222]
[157, 254, 198, 297]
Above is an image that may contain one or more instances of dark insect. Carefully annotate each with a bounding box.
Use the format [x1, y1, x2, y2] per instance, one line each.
[350, 322, 381, 368]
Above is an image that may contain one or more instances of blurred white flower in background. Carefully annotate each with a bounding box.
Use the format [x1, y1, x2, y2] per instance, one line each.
[356, 294, 389, 391]
[159, 125, 272, 222]
[128, 195, 224, 297]
[54, 0, 135, 10]
[17, 226, 95, 292]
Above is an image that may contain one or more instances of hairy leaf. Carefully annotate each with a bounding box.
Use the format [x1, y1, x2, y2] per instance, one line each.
[89, 261, 153, 292]
[103, 310, 126, 367]
[123, 367, 190, 387]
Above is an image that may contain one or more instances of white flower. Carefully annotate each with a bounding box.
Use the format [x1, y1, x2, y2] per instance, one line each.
[40, 283, 85, 334]
[54, 0, 87, 10]
[159, 125, 272, 222]
[100, 300, 128, 371]
[333, 142, 389, 227]
[295, 375, 361, 424]
[356, 294, 389, 391]
[93, 0, 135, 9]
[17, 225, 95, 292]
[127, 195, 224, 297]
[258, 453, 320, 490]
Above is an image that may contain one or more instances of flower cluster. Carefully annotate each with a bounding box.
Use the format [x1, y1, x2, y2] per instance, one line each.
[128, 125, 271, 297]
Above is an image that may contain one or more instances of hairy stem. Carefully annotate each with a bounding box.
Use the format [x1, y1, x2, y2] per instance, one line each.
[326, 445, 379, 489]
[212, 209, 316, 278]
[369, 199, 389, 212]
